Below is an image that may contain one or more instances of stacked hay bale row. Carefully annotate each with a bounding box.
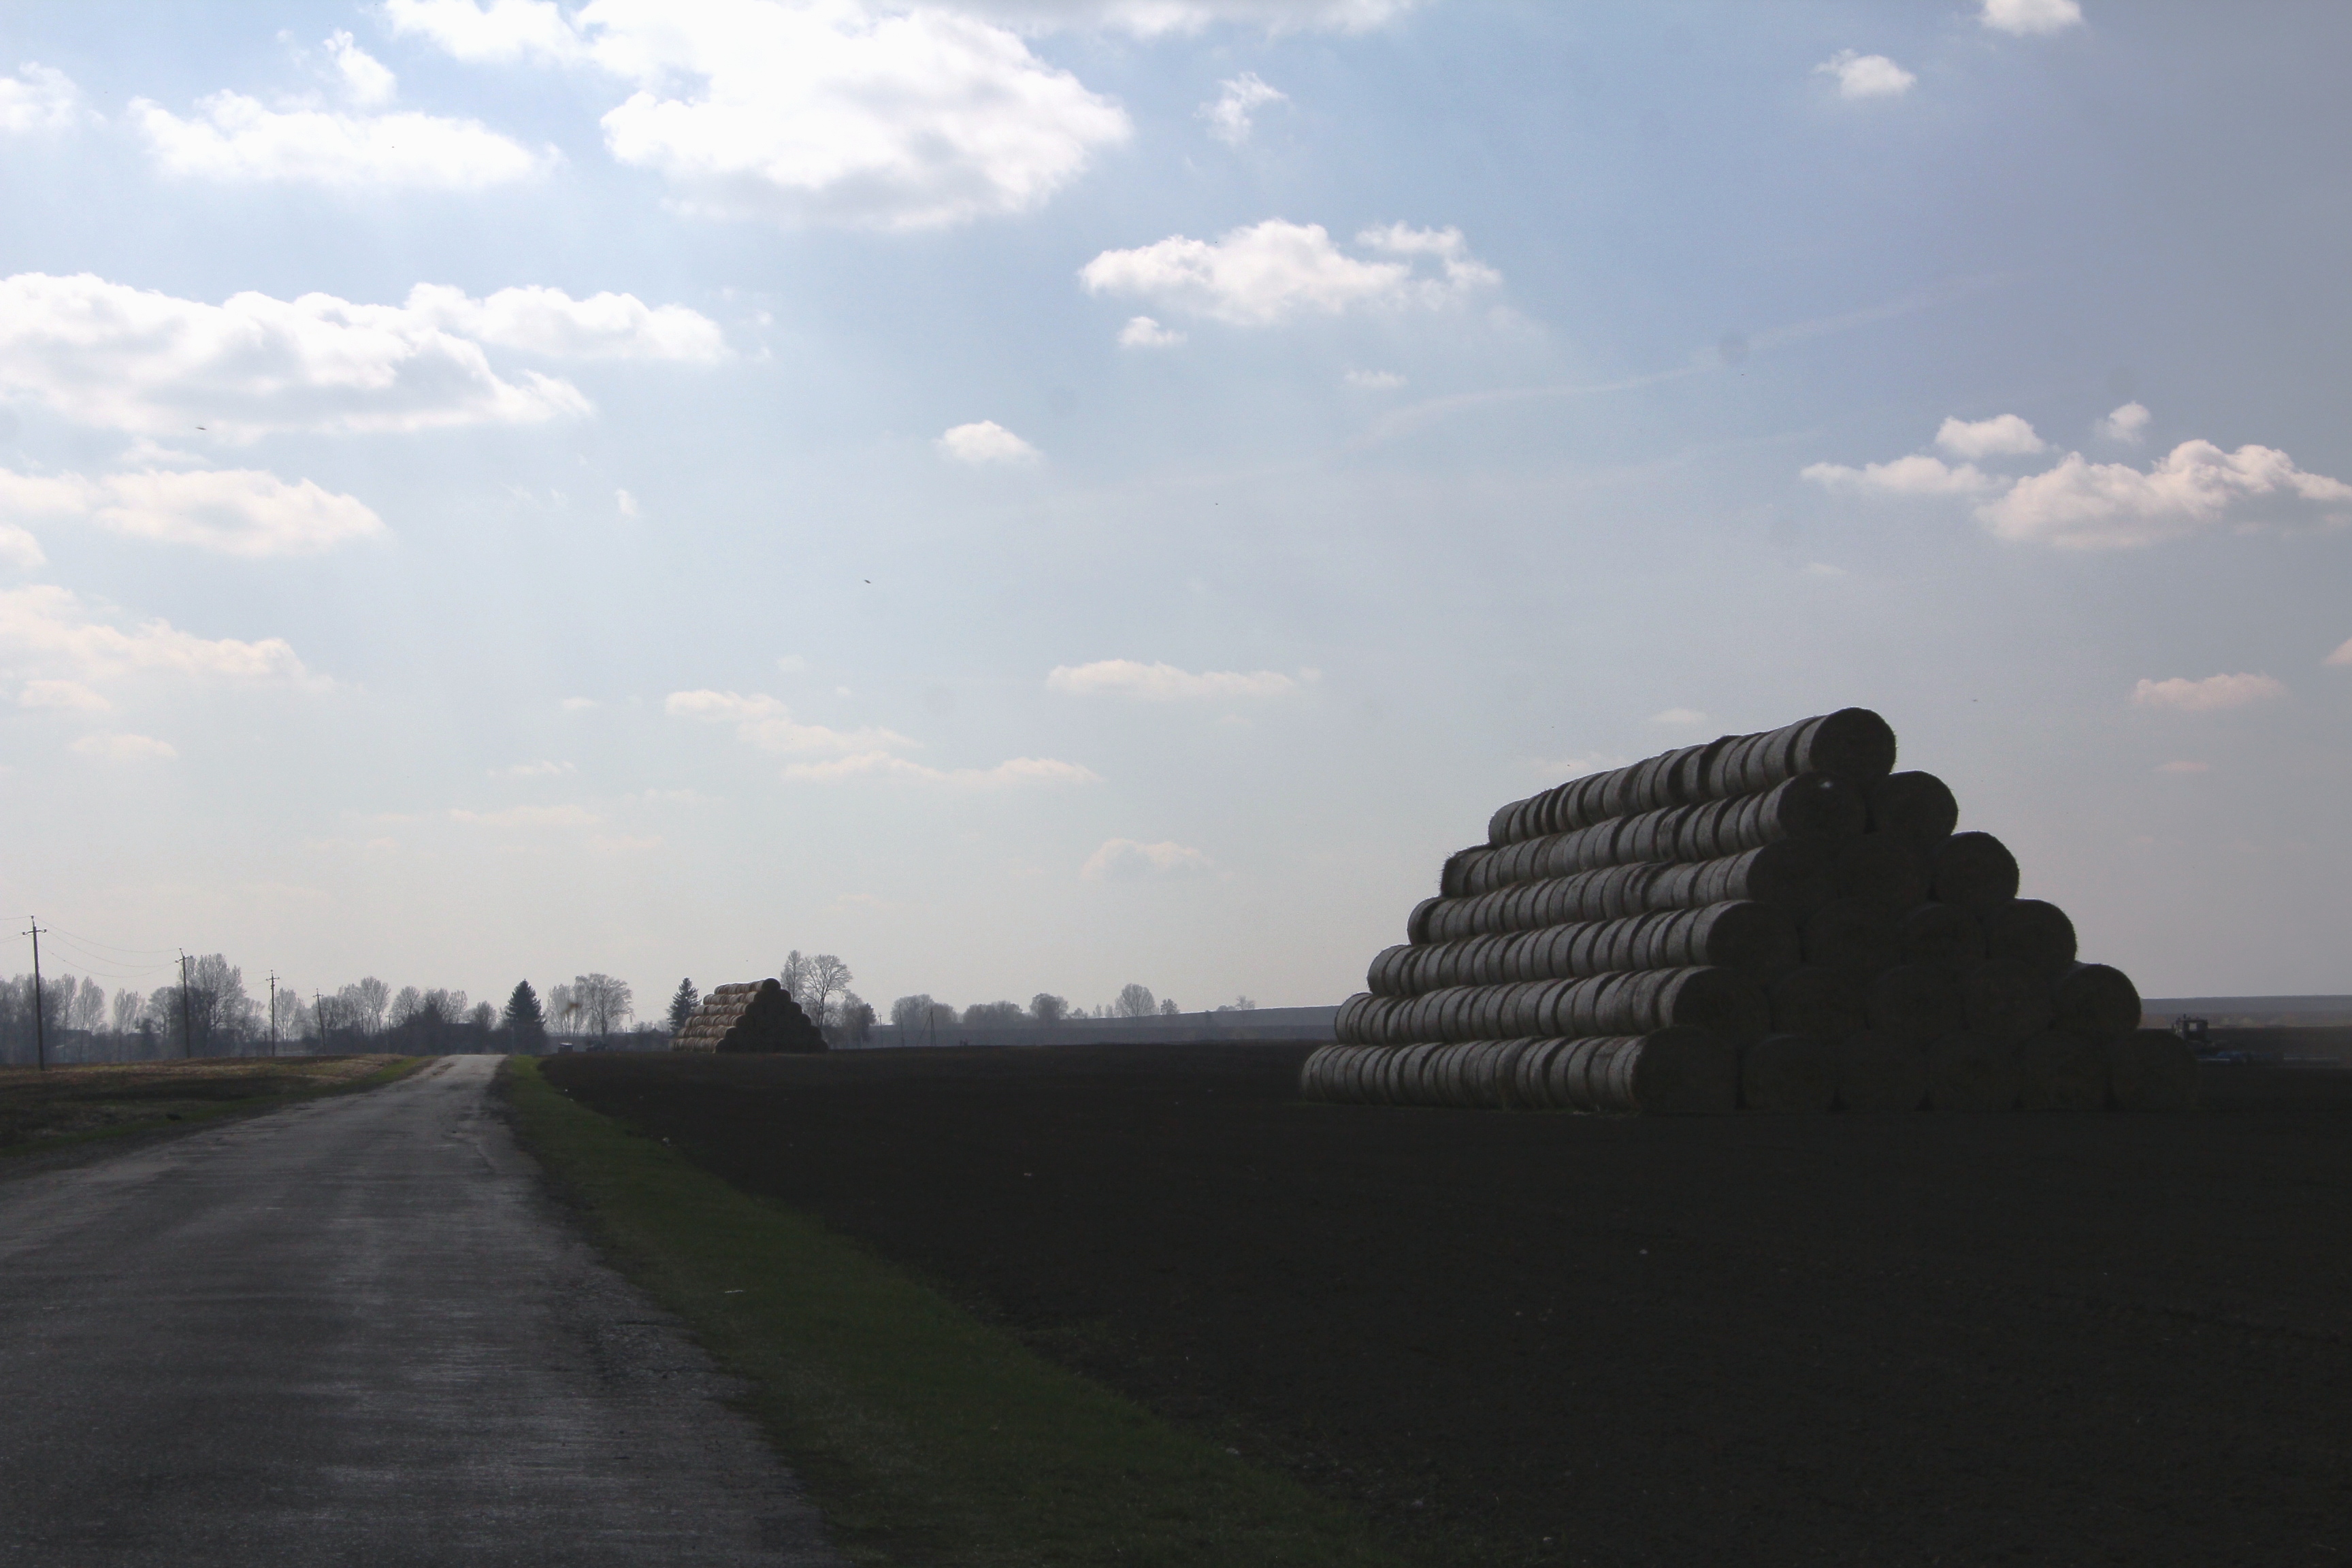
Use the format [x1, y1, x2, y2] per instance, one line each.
[1303, 708, 2195, 1114]
[672, 978, 828, 1054]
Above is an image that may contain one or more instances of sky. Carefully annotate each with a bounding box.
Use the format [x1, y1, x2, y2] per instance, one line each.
[2, 0, 2349, 1022]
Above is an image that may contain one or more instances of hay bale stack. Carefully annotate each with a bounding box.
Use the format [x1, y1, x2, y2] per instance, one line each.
[671, 978, 827, 1054]
[1310, 708, 2168, 1115]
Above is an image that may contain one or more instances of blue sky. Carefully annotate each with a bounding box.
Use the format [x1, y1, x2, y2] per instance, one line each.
[3, 0, 2348, 1021]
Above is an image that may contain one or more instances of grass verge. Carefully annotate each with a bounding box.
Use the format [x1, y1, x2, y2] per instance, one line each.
[502, 1055, 1407, 1568]
[0, 1055, 421, 1157]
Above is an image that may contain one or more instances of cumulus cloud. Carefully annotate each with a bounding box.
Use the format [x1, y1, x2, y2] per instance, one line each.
[0, 273, 593, 438]
[71, 732, 178, 762]
[936, 421, 1041, 464]
[1801, 454, 1997, 496]
[615, 488, 640, 517]
[131, 88, 553, 189]
[1806, 416, 2352, 549]
[1936, 413, 2046, 458]
[0, 523, 42, 569]
[956, 0, 1424, 33]
[1118, 315, 1184, 348]
[19, 679, 110, 711]
[1984, 442, 2352, 549]
[2097, 402, 2150, 442]
[0, 64, 86, 133]
[781, 752, 1101, 786]
[325, 31, 400, 109]
[0, 466, 386, 557]
[448, 802, 604, 828]
[0, 585, 322, 688]
[2323, 636, 2352, 668]
[1047, 659, 1301, 700]
[1981, 0, 2084, 37]
[1081, 837, 1211, 880]
[1345, 368, 1405, 389]
[1081, 218, 1497, 326]
[381, 0, 591, 63]
[1200, 71, 1286, 145]
[665, 688, 917, 754]
[1815, 50, 1915, 99]
[402, 282, 726, 361]
[2130, 673, 2285, 713]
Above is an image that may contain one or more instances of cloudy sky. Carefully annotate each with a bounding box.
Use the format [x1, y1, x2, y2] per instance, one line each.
[2, 0, 2347, 1018]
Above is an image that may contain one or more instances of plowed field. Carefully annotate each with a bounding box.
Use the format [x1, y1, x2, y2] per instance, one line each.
[544, 1045, 2352, 1567]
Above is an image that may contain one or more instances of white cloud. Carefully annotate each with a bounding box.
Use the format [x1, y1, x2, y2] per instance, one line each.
[19, 679, 110, 711]
[131, 91, 553, 189]
[1801, 454, 1997, 495]
[1117, 315, 1184, 348]
[1936, 413, 2046, 458]
[325, 31, 400, 109]
[0, 523, 42, 569]
[2156, 760, 2208, 774]
[615, 489, 640, 518]
[402, 283, 727, 361]
[665, 688, 917, 754]
[1081, 837, 1211, 880]
[1981, 0, 2084, 37]
[559, 696, 599, 710]
[71, 732, 178, 762]
[1647, 707, 1710, 727]
[382, 0, 590, 63]
[1345, 368, 1406, 389]
[490, 759, 574, 777]
[1815, 50, 1916, 100]
[1047, 659, 1300, 700]
[782, 751, 1100, 786]
[2097, 402, 2150, 442]
[1983, 441, 2352, 549]
[1801, 561, 1848, 577]
[0, 466, 387, 557]
[448, 802, 605, 827]
[2130, 673, 2286, 713]
[1080, 219, 1498, 327]
[0, 273, 600, 439]
[1200, 71, 1286, 146]
[2323, 637, 2352, 668]
[953, 1, 1424, 33]
[776, 653, 809, 672]
[936, 421, 1041, 464]
[0, 64, 86, 133]
[0, 585, 322, 688]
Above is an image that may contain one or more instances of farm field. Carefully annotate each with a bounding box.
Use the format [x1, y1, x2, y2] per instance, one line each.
[0, 1055, 414, 1154]
[544, 1045, 2352, 1567]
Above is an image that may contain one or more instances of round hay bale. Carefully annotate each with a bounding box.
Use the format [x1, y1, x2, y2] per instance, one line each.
[1867, 964, 1965, 1046]
[2053, 962, 2142, 1044]
[1926, 1030, 2021, 1111]
[1741, 1033, 1836, 1113]
[1929, 832, 2021, 913]
[1835, 1030, 1927, 1112]
[2017, 1031, 2106, 1111]
[1981, 899, 2078, 979]
[1768, 966, 1867, 1039]
[1897, 902, 1986, 971]
[1801, 896, 1901, 977]
[1832, 832, 1932, 909]
[1863, 770, 1960, 847]
[1959, 956, 2055, 1041]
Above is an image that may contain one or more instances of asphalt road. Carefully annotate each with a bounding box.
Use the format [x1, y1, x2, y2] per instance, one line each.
[0, 1055, 842, 1567]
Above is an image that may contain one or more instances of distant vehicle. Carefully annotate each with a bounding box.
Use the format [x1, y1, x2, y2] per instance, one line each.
[2172, 1015, 2210, 1048]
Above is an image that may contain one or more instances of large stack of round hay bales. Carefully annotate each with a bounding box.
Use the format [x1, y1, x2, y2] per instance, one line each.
[671, 978, 827, 1054]
[1302, 709, 2197, 1114]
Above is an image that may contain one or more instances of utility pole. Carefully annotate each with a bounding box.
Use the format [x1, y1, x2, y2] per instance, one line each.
[24, 917, 48, 1073]
[267, 971, 279, 1057]
[178, 950, 195, 1060]
[314, 992, 326, 1053]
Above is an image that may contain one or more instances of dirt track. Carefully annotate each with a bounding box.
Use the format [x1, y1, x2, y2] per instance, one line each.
[547, 1045, 2352, 1567]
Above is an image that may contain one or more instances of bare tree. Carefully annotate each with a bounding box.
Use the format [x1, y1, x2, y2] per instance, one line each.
[890, 994, 935, 1032]
[389, 986, 425, 1028]
[808, 954, 853, 1027]
[349, 977, 389, 1036]
[111, 990, 144, 1034]
[962, 1000, 1024, 1028]
[574, 973, 632, 1039]
[71, 977, 105, 1032]
[1158, 997, 1180, 1016]
[1215, 995, 1258, 1013]
[1030, 993, 1068, 1027]
[779, 951, 815, 1008]
[1115, 983, 1156, 1019]
[836, 991, 875, 1045]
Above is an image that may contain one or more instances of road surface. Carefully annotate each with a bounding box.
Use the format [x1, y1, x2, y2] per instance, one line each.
[0, 1055, 842, 1566]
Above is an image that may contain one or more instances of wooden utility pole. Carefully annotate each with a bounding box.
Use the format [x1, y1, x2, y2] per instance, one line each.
[267, 971, 279, 1057]
[314, 992, 327, 1052]
[178, 950, 195, 1059]
[24, 917, 48, 1073]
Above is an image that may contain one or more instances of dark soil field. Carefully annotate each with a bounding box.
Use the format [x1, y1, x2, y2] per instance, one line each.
[544, 1045, 2352, 1567]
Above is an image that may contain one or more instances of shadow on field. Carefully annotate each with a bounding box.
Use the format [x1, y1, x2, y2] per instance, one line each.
[546, 1045, 2352, 1568]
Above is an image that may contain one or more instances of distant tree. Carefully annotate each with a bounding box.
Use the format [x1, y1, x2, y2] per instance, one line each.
[962, 1000, 1024, 1028]
[1030, 993, 1068, 1027]
[503, 981, 547, 1052]
[1115, 983, 1156, 1019]
[837, 991, 875, 1045]
[270, 985, 305, 1043]
[1158, 998, 1180, 1016]
[71, 977, 105, 1032]
[112, 990, 144, 1034]
[389, 985, 425, 1029]
[574, 973, 632, 1040]
[667, 978, 700, 1035]
[546, 982, 578, 1037]
[779, 951, 815, 1007]
[890, 994, 934, 1032]
[808, 955, 852, 1026]
[351, 977, 390, 1035]
[1215, 996, 1258, 1013]
[468, 1001, 496, 1034]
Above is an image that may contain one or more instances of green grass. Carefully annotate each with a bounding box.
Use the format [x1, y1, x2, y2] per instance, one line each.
[0, 1055, 421, 1156]
[502, 1056, 1407, 1568]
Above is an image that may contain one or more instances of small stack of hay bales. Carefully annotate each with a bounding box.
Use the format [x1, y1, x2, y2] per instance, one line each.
[1303, 709, 2195, 1114]
[671, 979, 827, 1054]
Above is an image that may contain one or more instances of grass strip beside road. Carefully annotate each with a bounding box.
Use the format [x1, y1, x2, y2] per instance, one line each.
[0, 1055, 421, 1156]
[502, 1055, 1406, 1568]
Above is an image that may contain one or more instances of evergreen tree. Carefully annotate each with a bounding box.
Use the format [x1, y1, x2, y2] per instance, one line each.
[666, 977, 700, 1036]
[502, 981, 547, 1052]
